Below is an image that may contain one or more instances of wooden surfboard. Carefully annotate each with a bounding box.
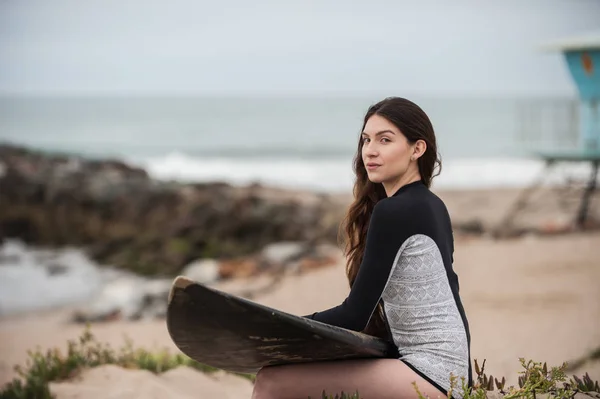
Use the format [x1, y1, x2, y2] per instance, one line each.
[166, 276, 398, 374]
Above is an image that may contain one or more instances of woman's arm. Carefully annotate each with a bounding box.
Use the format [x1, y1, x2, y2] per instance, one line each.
[306, 199, 415, 331]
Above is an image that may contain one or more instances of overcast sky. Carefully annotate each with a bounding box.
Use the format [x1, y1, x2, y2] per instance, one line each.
[1, 0, 599, 96]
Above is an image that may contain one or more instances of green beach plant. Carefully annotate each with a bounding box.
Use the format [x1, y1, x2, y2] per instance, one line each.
[0, 326, 251, 399]
[413, 357, 600, 399]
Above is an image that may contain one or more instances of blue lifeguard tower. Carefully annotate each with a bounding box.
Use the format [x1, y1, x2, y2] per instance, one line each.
[497, 31, 600, 235]
[541, 31, 600, 158]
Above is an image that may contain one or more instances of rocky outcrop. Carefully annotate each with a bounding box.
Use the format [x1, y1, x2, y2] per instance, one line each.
[0, 144, 346, 277]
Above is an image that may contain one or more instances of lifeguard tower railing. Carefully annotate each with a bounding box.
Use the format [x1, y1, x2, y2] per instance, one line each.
[517, 98, 579, 153]
[496, 31, 600, 236]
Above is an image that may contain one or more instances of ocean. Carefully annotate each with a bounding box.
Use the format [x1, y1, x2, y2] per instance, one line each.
[0, 95, 587, 192]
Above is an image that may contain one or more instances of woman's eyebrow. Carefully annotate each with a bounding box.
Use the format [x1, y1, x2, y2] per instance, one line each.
[361, 130, 396, 137]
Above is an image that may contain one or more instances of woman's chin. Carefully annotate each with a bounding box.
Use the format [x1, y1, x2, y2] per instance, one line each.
[367, 174, 384, 184]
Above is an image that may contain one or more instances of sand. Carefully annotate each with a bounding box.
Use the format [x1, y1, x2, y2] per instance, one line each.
[1, 187, 599, 398]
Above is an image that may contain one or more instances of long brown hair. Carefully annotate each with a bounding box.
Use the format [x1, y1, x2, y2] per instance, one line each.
[339, 97, 442, 338]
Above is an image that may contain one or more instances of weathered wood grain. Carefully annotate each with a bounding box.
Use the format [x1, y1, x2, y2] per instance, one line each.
[166, 276, 397, 374]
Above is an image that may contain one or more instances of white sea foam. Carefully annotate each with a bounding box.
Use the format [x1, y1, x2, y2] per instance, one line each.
[136, 152, 595, 192]
[0, 241, 117, 317]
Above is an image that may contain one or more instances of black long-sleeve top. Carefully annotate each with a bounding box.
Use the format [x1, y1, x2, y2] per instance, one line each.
[305, 180, 472, 396]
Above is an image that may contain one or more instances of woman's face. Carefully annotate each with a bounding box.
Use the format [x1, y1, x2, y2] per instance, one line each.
[361, 114, 417, 187]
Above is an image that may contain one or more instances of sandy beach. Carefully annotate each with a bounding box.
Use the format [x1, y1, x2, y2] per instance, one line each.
[1, 186, 599, 398]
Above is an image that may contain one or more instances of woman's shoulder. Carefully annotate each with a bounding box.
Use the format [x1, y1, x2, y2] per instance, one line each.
[372, 195, 420, 222]
[373, 188, 450, 226]
[376, 185, 438, 211]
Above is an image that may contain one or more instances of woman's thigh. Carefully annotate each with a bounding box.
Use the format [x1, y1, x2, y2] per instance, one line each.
[251, 358, 447, 399]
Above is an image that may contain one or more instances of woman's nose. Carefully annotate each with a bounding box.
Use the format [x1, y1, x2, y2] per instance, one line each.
[364, 143, 378, 157]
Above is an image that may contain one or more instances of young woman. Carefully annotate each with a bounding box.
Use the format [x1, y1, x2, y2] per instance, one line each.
[251, 97, 472, 399]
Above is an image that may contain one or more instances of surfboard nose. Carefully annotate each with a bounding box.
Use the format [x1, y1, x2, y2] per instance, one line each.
[168, 275, 195, 304]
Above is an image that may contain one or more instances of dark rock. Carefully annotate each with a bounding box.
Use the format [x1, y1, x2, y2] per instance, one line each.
[46, 262, 69, 276]
[455, 219, 486, 235]
[0, 144, 345, 277]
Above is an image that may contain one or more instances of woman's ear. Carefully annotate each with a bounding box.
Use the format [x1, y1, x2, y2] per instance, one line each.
[413, 139, 427, 159]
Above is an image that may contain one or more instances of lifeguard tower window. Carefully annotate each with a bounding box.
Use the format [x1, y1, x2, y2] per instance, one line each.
[495, 31, 600, 236]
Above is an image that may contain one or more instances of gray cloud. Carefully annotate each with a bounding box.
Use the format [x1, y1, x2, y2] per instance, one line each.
[1, 0, 599, 95]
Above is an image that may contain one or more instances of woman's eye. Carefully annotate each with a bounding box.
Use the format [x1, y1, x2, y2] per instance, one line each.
[381, 137, 391, 143]
[362, 137, 370, 143]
